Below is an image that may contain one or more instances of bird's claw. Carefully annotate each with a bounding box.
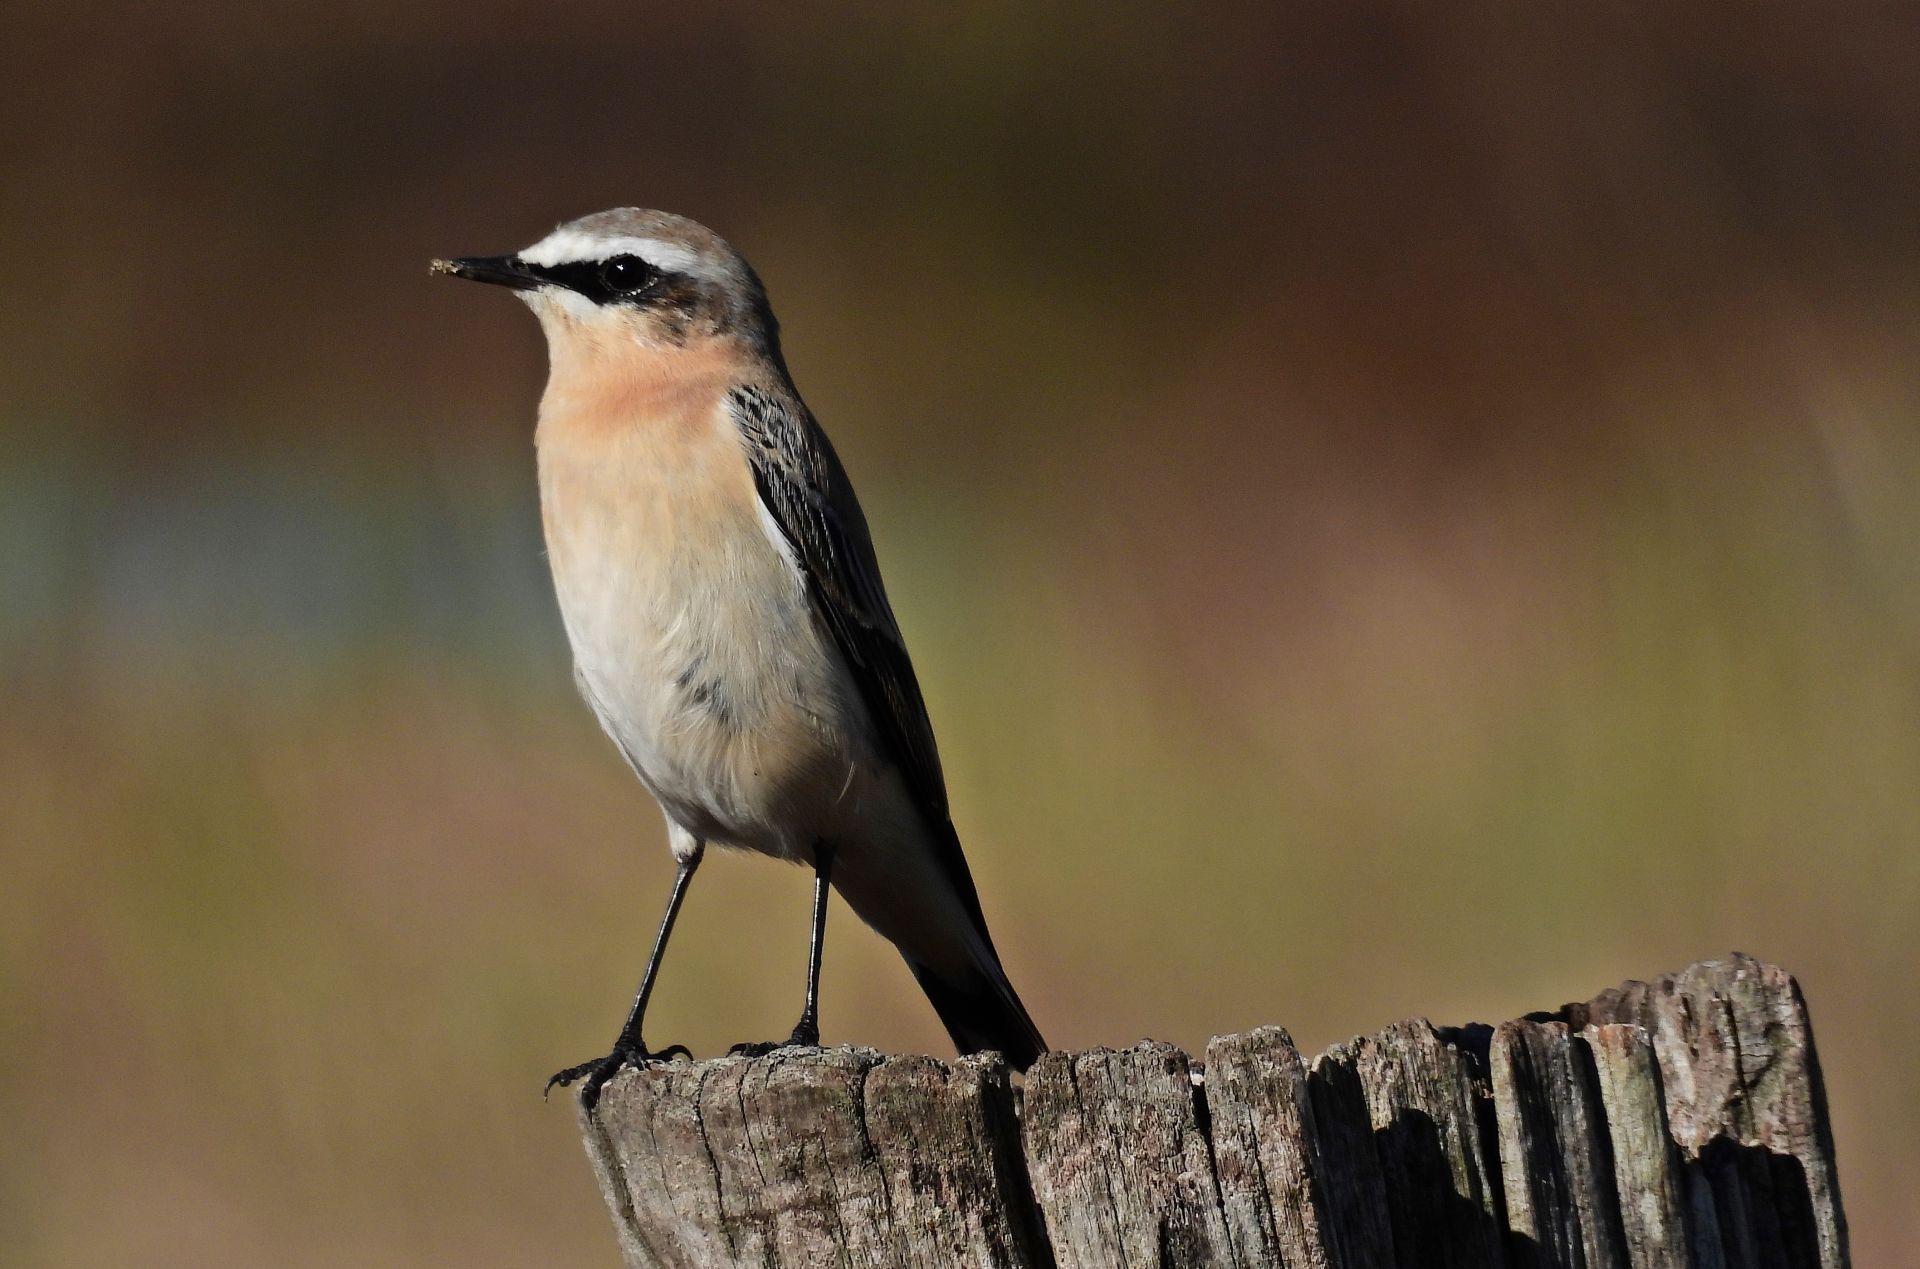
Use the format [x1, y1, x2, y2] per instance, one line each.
[547, 1041, 691, 1112]
[728, 1019, 820, 1058]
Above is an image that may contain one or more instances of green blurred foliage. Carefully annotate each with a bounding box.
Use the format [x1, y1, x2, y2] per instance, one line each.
[3, 4, 1917, 1264]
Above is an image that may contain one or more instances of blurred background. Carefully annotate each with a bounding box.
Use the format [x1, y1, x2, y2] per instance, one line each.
[4, 3, 1915, 1263]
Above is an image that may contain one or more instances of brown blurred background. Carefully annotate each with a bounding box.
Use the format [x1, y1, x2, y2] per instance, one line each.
[4, 3, 1916, 1263]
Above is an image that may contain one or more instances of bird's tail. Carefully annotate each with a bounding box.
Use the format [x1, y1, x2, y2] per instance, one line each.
[855, 813, 1047, 1070]
[907, 954, 1047, 1072]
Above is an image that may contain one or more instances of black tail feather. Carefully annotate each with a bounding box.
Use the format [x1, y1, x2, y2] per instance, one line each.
[908, 958, 1047, 1071]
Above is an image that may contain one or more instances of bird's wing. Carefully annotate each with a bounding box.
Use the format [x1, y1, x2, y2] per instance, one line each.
[728, 384, 989, 921]
[728, 383, 948, 817]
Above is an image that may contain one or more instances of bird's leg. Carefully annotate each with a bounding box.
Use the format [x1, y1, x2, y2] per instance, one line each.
[548, 848, 701, 1112]
[790, 841, 834, 1045]
[731, 842, 834, 1056]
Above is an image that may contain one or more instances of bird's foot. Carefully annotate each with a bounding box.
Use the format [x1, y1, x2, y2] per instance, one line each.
[546, 1040, 691, 1112]
[727, 1018, 820, 1058]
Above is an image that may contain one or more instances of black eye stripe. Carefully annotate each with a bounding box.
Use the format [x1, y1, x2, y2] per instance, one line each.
[520, 254, 664, 304]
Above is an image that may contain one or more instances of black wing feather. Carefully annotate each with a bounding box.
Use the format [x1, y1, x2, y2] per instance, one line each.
[728, 384, 988, 930]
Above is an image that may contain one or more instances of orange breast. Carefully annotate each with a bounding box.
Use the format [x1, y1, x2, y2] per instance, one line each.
[528, 326, 862, 852]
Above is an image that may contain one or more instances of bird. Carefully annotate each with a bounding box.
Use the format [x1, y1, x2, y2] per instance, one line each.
[433, 209, 1046, 1110]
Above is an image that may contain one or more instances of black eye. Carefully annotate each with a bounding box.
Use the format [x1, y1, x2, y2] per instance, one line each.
[598, 254, 655, 295]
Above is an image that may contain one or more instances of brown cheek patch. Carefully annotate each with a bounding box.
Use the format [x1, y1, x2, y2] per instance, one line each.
[646, 282, 713, 345]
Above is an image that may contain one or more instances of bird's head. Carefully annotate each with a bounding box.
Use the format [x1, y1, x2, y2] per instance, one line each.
[433, 208, 778, 362]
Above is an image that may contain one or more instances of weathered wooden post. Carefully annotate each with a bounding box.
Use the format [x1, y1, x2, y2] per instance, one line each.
[577, 954, 1847, 1268]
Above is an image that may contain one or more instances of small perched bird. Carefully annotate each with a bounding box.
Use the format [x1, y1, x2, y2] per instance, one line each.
[434, 209, 1045, 1109]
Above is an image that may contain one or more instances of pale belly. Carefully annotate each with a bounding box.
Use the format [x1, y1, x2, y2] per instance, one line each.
[539, 435, 876, 859]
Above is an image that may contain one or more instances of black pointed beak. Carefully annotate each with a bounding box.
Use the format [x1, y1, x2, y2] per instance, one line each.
[429, 255, 543, 291]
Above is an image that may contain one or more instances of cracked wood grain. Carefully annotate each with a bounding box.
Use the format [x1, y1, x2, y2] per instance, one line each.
[1203, 1026, 1339, 1268]
[576, 958, 1845, 1269]
[1020, 1042, 1233, 1268]
[1304, 1038, 1399, 1269]
[1343, 1019, 1506, 1269]
[1489, 1020, 1626, 1269]
[583, 1048, 1047, 1268]
[1566, 954, 1847, 1269]
[1583, 1022, 1694, 1269]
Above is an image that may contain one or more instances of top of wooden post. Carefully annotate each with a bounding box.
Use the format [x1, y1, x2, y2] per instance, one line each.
[576, 953, 1846, 1269]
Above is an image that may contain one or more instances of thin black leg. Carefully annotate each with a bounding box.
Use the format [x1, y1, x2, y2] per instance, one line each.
[792, 843, 835, 1045]
[614, 854, 700, 1050]
[549, 851, 702, 1111]
[731, 841, 834, 1054]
